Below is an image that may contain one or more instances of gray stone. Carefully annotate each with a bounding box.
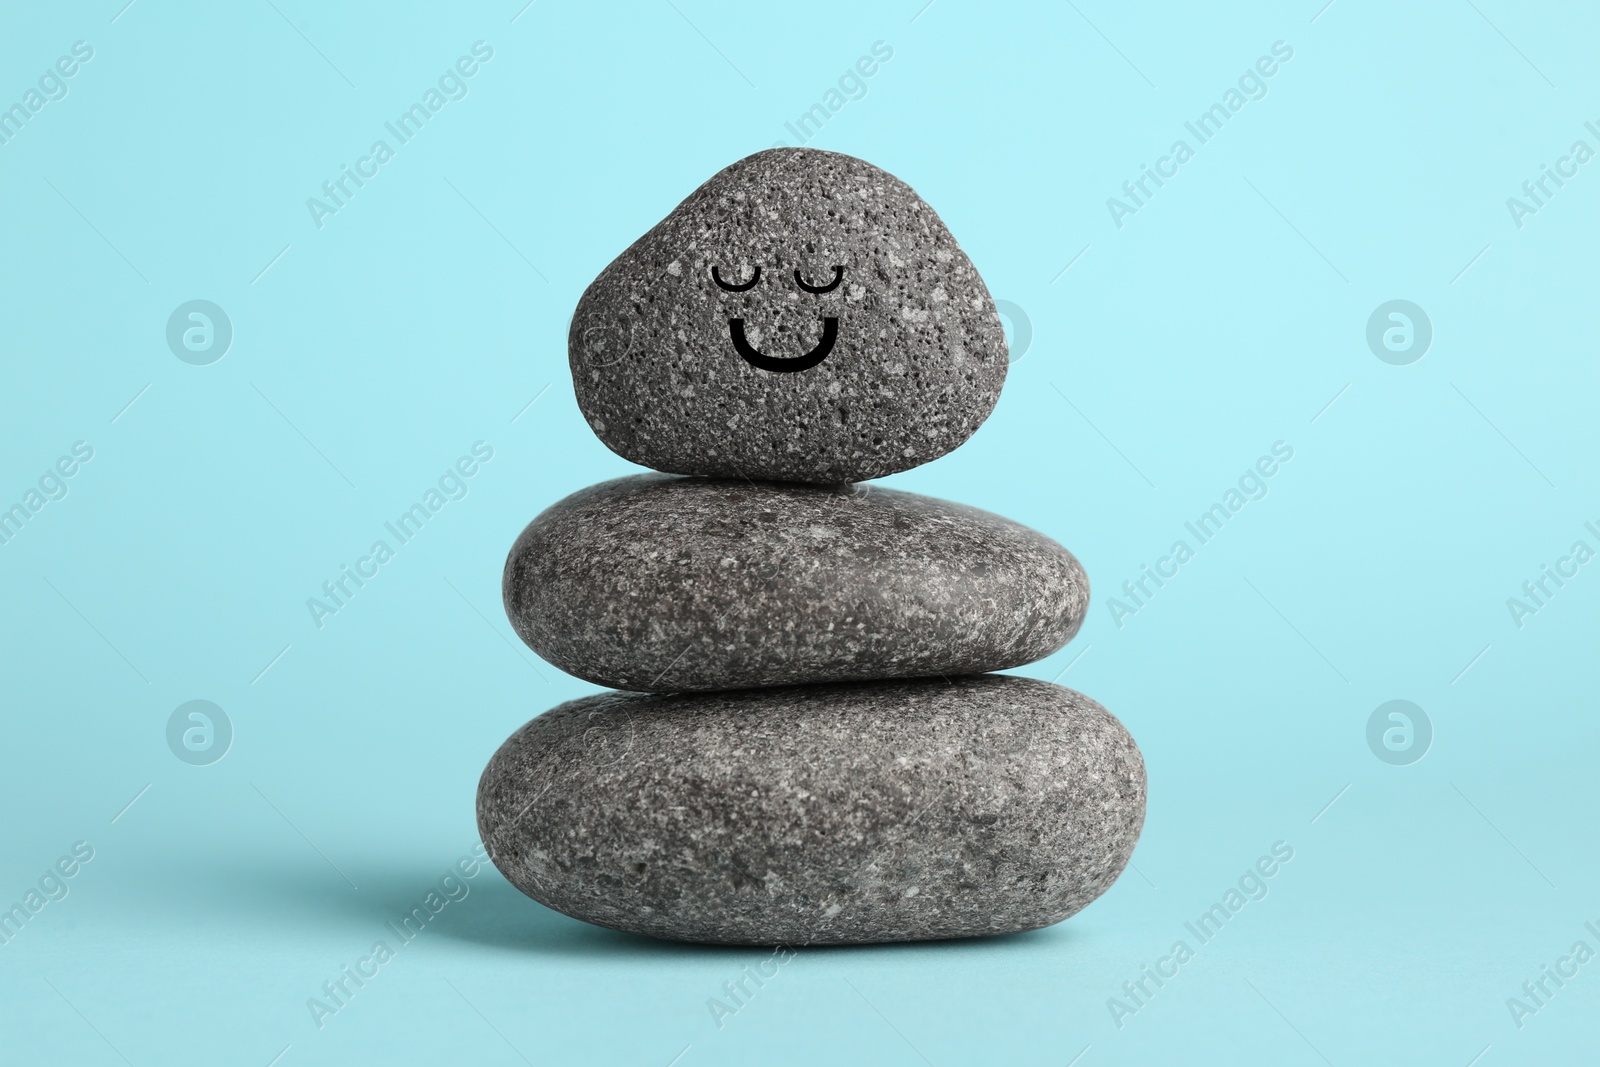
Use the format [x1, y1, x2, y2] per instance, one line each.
[568, 147, 1008, 484]
[503, 475, 1088, 692]
[476, 675, 1145, 945]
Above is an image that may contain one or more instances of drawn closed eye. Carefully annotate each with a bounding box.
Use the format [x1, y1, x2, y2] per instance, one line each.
[794, 265, 844, 294]
[711, 264, 761, 292]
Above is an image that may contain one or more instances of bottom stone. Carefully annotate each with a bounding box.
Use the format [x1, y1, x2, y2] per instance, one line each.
[476, 675, 1145, 945]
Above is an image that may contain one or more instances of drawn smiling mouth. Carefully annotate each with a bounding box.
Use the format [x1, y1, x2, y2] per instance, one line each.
[728, 317, 838, 374]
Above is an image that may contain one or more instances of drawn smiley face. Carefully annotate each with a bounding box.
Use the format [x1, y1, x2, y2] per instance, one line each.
[711, 262, 844, 373]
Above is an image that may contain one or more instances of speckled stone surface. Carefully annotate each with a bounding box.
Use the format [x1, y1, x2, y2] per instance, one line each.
[568, 147, 1008, 484]
[476, 675, 1145, 945]
[503, 474, 1088, 692]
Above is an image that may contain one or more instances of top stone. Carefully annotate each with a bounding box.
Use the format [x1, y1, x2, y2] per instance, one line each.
[568, 148, 1008, 484]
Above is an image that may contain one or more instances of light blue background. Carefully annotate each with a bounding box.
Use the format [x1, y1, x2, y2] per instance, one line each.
[2, 1, 1596, 1064]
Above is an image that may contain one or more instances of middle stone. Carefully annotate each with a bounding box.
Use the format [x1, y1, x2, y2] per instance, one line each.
[504, 474, 1088, 692]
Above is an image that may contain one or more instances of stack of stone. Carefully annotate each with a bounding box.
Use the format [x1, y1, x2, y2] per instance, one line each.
[476, 149, 1145, 946]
